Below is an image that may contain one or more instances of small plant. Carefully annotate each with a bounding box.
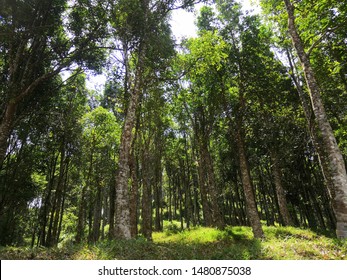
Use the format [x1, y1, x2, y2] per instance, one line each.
[164, 221, 181, 235]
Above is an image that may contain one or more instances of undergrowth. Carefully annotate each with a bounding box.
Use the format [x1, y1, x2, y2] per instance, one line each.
[1, 224, 346, 260]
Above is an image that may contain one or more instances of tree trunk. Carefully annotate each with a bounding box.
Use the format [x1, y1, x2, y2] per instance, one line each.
[191, 157, 200, 226]
[56, 174, 68, 245]
[286, 47, 335, 211]
[154, 173, 163, 232]
[113, 46, 146, 240]
[50, 143, 67, 246]
[108, 170, 116, 239]
[154, 134, 163, 232]
[76, 186, 87, 243]
[284, 0, 347, 238]
[141, 149, 152, 241]
[257, 168, 274, 226]
[235, 121, 264, 238]
[196, 150, 213, 226]
[270, 149, 293, 226]
[167, 168, 173, 221]
[91, 183, 102, 243]
[203, 141, 224, 229]
[101, 184, 109, 240]
[39, 153, 58, 246]
[0, 102, 17, 166]
[129, 148, 139, 238]
[184, 140, 193, 228]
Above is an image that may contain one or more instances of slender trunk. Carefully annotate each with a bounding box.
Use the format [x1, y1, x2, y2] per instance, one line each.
[75, 185, 86, 244]
[39, 153, 58, 246]
[191, 161, 199, 226]
[129, 116, 140, 238]
[257, 168, 274, 226]
[270, 150, 293, 226]
[0, 102, 17, 166]
[284, 0, 347, 238]
[234, 172, 247, 225]
[178, 175, 184, 230]
[173, 174, 178, 219]
[235, 121, 264, 238]
[167, 169, 172, 221]
[154, 137, 163, 231]
[197, 151, 213, 226]
[184, 142, 193, 228]
[50, 143, 67, 246]
[154, 176, 162, 231]
[204, 142, 224, 229]
[91, 183, 102, 243]
[56, 173, 67, 245]
[101, 187, 109, 240]
[141, 149, 152, 241]
[286, 48, 335, 207]
[129, 148, 139, 238]
[108, 170, 116, 238]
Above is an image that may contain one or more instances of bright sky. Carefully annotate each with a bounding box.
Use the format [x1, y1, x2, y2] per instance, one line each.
[170, 0, 261, 40]
[86, 0, 261, 89]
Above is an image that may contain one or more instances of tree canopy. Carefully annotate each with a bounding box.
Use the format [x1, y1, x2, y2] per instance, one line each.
[1, 0, 347, 249]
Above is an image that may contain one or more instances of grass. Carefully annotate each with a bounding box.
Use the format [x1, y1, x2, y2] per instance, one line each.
[1, 224, 347, 260]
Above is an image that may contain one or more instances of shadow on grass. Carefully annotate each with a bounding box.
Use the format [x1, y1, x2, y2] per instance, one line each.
[105, 226, 262, 260]
[0, 226, 263, 260]
[6, 226, 345, 260]
[97, 238, 262, 260]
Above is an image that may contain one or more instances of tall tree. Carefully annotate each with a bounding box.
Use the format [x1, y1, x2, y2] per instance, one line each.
[0, 0, 108, 166]
[214, 0, 265, 237]
[282, 0, 347, 238]
[110, 0, 200, 239]
[179, 30, 227, 229]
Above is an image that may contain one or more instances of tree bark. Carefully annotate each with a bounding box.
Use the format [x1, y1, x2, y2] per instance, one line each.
[50, 142, 68, 246]
[39, 152, 59, 246]
[113, 45, 146, 240]
[235, 121, 264, 238]
[196, 147, 213, 227]
[203, 141, 224, 229]
[154, 132, 163, 232]
[129, 147, 139, 238]
[75, 185, 87, 244]
[141, 148, 152, 241]
[0, 102, 17, 166]
[91, 183, 102, 243]
[193, 111, 223, 228]
[286, 47, 335, 205]
[284, 0, 347, 238]
[270, 149, 293, 226]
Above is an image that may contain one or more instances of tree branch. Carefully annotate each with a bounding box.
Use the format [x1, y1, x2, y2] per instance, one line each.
[307, 24, 342, 57]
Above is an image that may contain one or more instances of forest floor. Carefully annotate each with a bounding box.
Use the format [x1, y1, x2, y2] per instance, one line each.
[1, 224, 347, 260]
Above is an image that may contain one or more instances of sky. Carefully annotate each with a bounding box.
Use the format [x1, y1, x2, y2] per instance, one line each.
[170, 0, 261, 40]
[86, 0, 261, 89]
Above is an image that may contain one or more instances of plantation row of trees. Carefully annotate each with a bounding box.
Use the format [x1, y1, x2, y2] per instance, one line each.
[1, 0, 347, 247]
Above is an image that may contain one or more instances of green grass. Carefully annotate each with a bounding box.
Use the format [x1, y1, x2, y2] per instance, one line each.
[1, 225, 347, 260]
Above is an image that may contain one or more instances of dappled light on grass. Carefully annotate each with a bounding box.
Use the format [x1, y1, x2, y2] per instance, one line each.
[152, 226, 262, 259]
[261, 227, 347, 260]
[1, 225, 346, 260]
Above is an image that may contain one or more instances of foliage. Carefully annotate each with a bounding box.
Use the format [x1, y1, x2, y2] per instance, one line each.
[1, 0, 347, 254]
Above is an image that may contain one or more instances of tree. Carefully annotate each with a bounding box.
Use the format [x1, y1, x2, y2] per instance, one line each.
[0, 0, 108, 166]
[179, 29, 227, 229]
[213, 0, 265, 238]
[260, 0, 347, 238]
[110, 0, 199, 239]
[76, 106, 120, 243]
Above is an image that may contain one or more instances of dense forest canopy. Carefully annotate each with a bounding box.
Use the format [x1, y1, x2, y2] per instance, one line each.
[1, 0, 347, 248]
